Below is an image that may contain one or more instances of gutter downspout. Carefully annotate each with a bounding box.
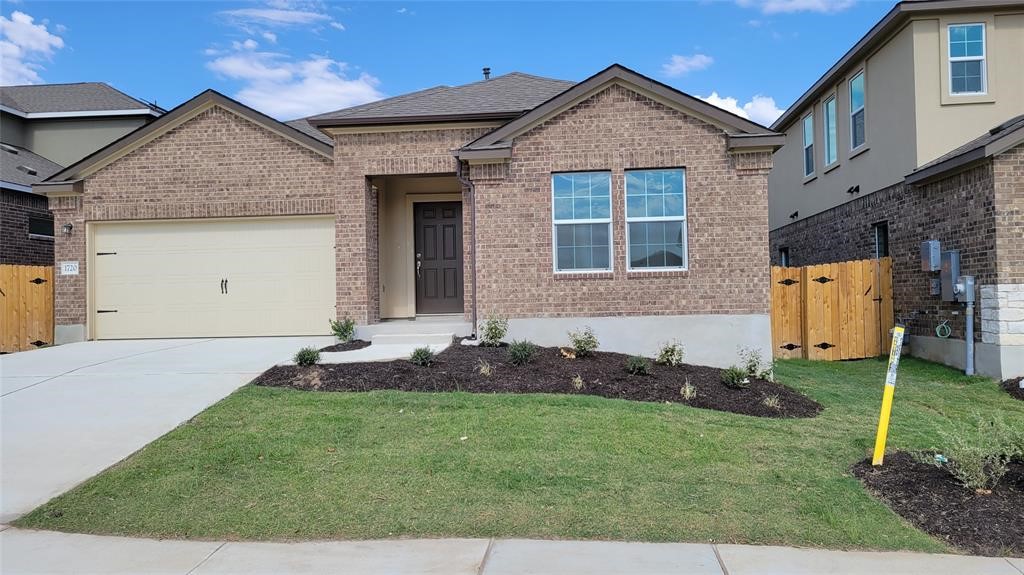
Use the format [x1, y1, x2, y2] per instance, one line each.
[456, 158, 478, 339]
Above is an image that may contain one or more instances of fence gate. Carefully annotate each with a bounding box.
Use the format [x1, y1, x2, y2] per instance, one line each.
[770, 257, 894, 360]
[1, 265, 55, 353]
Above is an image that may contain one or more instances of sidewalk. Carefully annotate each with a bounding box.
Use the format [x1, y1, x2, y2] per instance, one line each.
[2, 527, 1021, 575]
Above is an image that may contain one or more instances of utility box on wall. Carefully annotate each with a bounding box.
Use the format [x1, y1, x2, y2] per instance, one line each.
[921, 240, 941, 272]
[941, 250, 961, 302]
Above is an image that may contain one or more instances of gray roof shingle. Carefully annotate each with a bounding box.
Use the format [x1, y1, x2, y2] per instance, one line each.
[309, 72, 575, 124]
[284, 118, 334, 145]
[0, 143, 63, 188]
[0, 82, 158, 114]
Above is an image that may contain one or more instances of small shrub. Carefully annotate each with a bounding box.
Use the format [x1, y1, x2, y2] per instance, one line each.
[567, 326, 599, 358]
[293, 347, 320, 366]
[410, 347, 435, 367]
[476, 358, 492, 376]
[924, 413, 1024, 491]
[571, 374, 584, 391]
[721, 365, 750, 389]
[626, 355, 650, 376]
[680, 379, 697, 400]
[762, 394, 781, 409]
[737, 346, 764, 376]
[478, 315, 508, 347]
[655, 340, 685, 367]
[329, 317, 356, 342]
[507, 340, 536, 366]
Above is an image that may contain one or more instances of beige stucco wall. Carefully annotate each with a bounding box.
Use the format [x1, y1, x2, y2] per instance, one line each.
[913, 12, 1024, 166]
[25, 116, 150, 166]
[376, 175, 462, 319]
[1, 111, 26, 147]
[769, 23, 918, 230]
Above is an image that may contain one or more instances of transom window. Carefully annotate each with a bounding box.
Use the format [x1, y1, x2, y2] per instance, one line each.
[802, 113, 815, 177]
[823, 96, 838, 166]
[625, 168, 686, 270]
[849, 71, 866, 150]
[552, 171, 612, 272]
[949, 23, 986, 95]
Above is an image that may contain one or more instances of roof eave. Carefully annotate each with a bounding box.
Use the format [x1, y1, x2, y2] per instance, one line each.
[905, 122, 1024, 184]
[309, 111, 523, 128]
[728, 133, 786, 151]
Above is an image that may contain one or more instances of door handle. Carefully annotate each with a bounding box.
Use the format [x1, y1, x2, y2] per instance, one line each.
[416, 260, 422, 278]
[220, 279, 225, 294]
[224, 278, 228, 294]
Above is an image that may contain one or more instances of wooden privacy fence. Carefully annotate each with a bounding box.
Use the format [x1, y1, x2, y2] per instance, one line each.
[1, 265, 54, 353]
[771, 257, 894, 361]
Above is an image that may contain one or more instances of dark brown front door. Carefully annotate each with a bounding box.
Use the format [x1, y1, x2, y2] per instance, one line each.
[414, 202, 463, 314]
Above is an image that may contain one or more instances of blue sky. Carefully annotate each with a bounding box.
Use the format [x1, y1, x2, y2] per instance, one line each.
[2, 1, 894, 124]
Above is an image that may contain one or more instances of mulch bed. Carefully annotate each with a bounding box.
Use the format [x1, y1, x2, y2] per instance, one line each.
[253, 343, 822, 419]
[852, 451, 1024, 556]
[319, 340, 371, 353]
[1001, 377, 1024, 402]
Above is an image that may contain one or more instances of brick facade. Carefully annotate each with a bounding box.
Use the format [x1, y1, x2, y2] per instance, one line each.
[1, 189, 54, 266]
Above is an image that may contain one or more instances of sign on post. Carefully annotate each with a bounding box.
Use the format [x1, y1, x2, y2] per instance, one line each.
[872, 325, 905, 466]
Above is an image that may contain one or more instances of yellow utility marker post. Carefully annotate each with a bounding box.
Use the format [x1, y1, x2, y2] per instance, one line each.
[872, 325, 906, 466]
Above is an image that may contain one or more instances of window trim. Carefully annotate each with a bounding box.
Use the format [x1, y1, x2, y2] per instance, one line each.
[551, 171, 614, 274]
[624, 167, 688, 272]
[802, 112, 815, 178]
[947, 22, 987, 96]
[849, 70, 866, 152]
[822, 95, 838, 168]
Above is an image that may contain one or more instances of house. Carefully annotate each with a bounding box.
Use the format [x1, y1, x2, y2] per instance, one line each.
[35, 64, 783, 367]
[767, 0, 1024, 378]
[1, 83, 163, 266]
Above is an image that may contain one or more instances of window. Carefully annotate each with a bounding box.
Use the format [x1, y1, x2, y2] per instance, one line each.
[625, 168, 686, 270]
[802, 113, 815, 177]
[850, 71, 866, 150]
[28, 216, 54, 238]
[552, 172, 612, 272]
[779, 247, 791, 267]
[949, 23, 986, 94]
[873, 222, 889, 258]
[823, 96, 838, 166]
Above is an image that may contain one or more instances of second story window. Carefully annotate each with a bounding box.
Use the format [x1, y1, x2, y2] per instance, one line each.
[823, 96, 837, 166]
[802, 114, 814, 177]
[850, 71, 866, 150]
[949, 23, 986, 95]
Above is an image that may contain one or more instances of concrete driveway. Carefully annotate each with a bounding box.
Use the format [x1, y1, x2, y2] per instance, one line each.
[0, 336, 332, 523]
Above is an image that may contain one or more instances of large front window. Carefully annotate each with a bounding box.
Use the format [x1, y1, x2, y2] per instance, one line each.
[626, 168, 686, 270]
[949, 23, 986, 94]
[850, 71, 866, 150]
[552, 172, 612, 272]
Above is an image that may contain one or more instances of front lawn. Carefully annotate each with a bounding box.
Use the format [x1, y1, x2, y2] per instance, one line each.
[16, 357, 1023, 553]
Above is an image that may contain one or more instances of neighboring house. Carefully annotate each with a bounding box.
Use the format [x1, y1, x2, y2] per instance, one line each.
[1, 83, 163, 266]
[767, 0, 1024, 378]
[35, 64, 782, 367]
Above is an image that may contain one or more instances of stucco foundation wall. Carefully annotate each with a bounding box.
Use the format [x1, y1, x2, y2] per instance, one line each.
[1, 189, 53, 266]
[50, 105, 335, 340]
[470, 84, 772, 323]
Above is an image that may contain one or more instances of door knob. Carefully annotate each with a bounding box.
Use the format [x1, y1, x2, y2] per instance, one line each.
[416, 260, 422, 278]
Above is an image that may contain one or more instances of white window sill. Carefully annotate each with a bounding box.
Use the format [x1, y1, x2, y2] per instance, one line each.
[850, 145, 870, 160]
[823, 162, 840, 175]
[802, 174, 817, 185]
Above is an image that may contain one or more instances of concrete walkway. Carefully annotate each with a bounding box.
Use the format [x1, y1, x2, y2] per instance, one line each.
[0, 337, 333, 523]
[1, 528, 1021, 574]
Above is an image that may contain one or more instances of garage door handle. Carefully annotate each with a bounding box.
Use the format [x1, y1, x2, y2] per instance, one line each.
[220, 279, 226, 294]
[224, 278, 228, 294]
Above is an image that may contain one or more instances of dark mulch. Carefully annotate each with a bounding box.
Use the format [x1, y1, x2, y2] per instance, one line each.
[319, 340, 371, 353]
[852, 451, 1024, 556]
[1001, 377, 1024, 402]
[253, 343, 822, 418]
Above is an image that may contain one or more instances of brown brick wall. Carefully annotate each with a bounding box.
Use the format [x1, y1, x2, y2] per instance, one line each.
[469, 84, 771, 319]
[1, 189, 54, 266]
[51, 105, 335, 328]
[993, 144, 1024, 283]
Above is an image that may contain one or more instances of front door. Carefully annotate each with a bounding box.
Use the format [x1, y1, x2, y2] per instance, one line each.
[414, 202, 464, 314]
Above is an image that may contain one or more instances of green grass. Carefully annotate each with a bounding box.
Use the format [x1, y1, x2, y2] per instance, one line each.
[15, 357, 1023, 551]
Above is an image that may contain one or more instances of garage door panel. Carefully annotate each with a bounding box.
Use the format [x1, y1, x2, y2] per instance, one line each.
[93, 217, 335, 339]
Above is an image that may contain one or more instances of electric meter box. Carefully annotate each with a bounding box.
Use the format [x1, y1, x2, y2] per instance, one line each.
[957, 275, 976, 303]
[921, 240, 941, 271]
[941, 250, 960, 302]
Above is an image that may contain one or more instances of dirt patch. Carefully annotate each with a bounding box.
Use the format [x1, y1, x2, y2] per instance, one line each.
[319, 340, 371, 353]
[1001, 377, 1024, 402]
[852, 451, 1024, 556]
[253, 343, 822, 419]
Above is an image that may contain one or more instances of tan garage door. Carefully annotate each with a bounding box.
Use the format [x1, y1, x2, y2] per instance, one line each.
[92, 217, 335, 339]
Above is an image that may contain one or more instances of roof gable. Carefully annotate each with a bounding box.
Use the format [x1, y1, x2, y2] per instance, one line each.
[45, 90, 333, 183]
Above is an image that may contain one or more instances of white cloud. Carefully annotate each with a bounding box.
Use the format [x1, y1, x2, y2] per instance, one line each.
[0, 10, 65, 85]
[221, 8, 330, 26]
[207, 48, 383, 119]
[700, 92, 785, 126]
[261, 31, 277, 43]
[661, 54, 713, 78]
[737, 0, 855, 14]
[329, 22, 345, 30]
[231, 38, 259, 51]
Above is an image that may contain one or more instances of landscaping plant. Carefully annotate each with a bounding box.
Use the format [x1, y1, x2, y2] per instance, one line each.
[507, 340, 536, 366]
[762, 394, 781, 409]
[922, 413, 1024, 491]
[737, 346, 765, 377]
[680, 379, 697, 400]
[567, 326, 599, 358]
[721, 365, 750, 389]
[410, 347, 435, 367]
[329, 317, 356, 342]
[478, 315, 508, 347]
[476, 358, 492, 376]
[655, 340, 685, 367]
[293, 347, 320, 367]
[571, 374, 584, 391]
[626, 355, 650, 376]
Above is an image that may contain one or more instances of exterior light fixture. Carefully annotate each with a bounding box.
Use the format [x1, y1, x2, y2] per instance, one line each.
[62, 223, 73, 235]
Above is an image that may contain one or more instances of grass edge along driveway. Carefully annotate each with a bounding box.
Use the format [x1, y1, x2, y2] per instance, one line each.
[15, 357, 1022, 553]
